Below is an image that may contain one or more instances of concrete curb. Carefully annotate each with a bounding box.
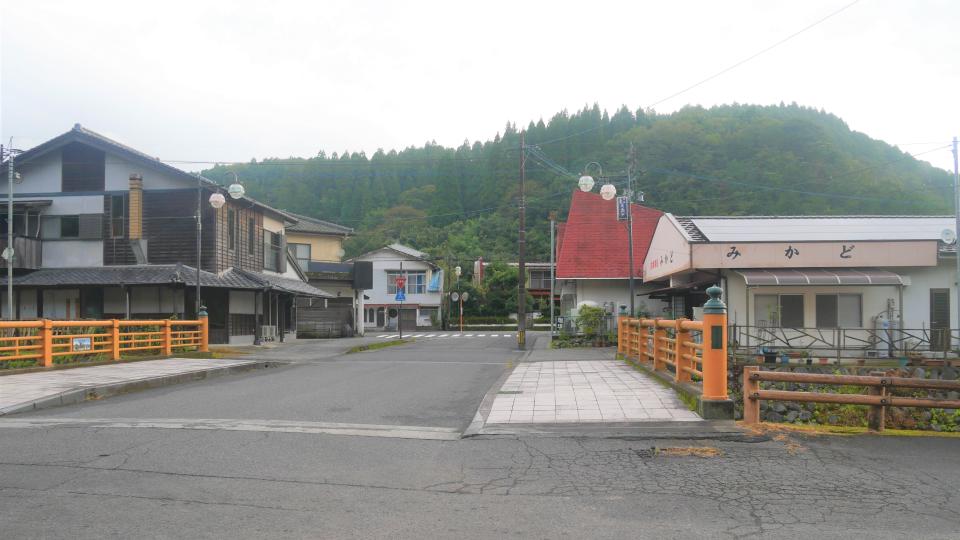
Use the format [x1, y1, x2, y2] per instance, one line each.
[0, 361, 285, 417]
[472, 420, 761, 441]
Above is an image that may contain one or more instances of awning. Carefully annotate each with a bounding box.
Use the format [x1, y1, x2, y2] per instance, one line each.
[736, 268, 904, 286]
[641, 278, 719, 298]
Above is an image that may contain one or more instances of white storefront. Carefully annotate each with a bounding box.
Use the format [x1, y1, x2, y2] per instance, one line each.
[643, 214, 959, 357]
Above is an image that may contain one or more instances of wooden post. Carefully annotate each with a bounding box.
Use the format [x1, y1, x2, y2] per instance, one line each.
[111, 319, 120, 361]
[675, 319, 691, 384]
[701, 287, 729, 400]
[617, 317, 626, 355]
[742, 366, 760, 424]
[867, 371, 887, 431]
[40, 319, 53, 368]
[638, 321, 649, 364]
[199, 311, 209, 353]
[652, 319, 665, 372]
[162, 320, 172, 356]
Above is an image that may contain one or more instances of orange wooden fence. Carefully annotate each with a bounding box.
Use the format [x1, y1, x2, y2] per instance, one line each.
[617, 287, 730, 401]
[0, 317, 208, 368]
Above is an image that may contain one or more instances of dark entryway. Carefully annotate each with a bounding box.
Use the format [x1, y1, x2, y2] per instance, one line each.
[930, 288, 951, 351]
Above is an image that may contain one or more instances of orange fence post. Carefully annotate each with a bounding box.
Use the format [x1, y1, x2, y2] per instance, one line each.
[162, 320, 172, 356]
[111, 319, 121, 361]
[40, 319, 53, 368]
[652, 319, 665, 372]
[199, 309, 209, 353]
[617, 317, 626, 355]
[700, 286, 733, 419]
[639, 321, 649, 364]
[675, 318, 691, 384]
[742, 366, 760, 425]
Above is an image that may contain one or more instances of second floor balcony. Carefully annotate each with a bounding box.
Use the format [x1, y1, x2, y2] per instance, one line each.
[0, 235, 42, 269]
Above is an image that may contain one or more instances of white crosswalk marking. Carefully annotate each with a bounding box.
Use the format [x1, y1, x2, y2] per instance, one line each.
[477, 334, 486, 337]
[424, 334, 436, 337]
[436, 334, 449, 338]
[412, 334, 425, 338]
[465, 334, 474, 337]
[377, 334, 390, 338]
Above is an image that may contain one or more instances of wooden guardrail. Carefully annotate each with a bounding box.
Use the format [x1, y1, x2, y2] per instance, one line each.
[742, 366, 960, 431]
[617, 286, 729, 402]
[0, 317, 209, 368]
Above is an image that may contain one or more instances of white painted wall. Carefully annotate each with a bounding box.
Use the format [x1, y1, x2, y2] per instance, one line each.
[353, 247, 442, 327]
[42, 240, 103, 267]
[568, 279, 669, 318]
[230, 290, 256, 314]
[18, 152, 62, 192]
[42, 289, 80, 319]
[105, 156, 194, 191]
[722, 261, 958, 331]
[263, 215, 284, 234]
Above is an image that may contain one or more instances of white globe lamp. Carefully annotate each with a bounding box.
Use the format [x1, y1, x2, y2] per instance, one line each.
[208, 192, 226, 209]
[227, 182, 245, 200]
[599, 183, 617, 201]
[578, 175, 595, 192]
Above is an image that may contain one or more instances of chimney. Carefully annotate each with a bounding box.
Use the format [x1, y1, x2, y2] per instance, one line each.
[129, 173, 143, 239]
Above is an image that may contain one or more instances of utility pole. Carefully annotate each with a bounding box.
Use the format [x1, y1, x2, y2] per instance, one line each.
[517, 132, 527, 350]
[953, 136, 959, 338]
[626, 143, 637, 317]
[6, 141, 15, 320]
[398, 260, 404, 340]
[195, 174, 202, 315]
[549, 210, 557, 338]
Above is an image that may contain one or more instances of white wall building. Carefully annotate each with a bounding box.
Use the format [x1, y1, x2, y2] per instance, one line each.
[643, 214, 960, 357]
[350, 244, 443, 330]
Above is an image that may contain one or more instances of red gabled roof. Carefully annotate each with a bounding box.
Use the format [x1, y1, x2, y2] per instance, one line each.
[555, 190, 663, 279]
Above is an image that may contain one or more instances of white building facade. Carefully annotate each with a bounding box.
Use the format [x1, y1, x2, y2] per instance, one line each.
[643, 214, 960, 357]
[351, 244, 443, 331]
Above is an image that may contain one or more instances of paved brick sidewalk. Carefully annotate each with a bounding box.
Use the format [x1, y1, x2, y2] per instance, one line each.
[0, 358, 259, 415]
[487, 360, 702, 424]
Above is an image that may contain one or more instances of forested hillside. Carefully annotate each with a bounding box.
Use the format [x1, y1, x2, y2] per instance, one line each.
[201, 103, 953, 263]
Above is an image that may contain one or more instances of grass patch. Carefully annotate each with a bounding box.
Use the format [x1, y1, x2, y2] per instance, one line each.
[656, 446, 722, 458]
[346, 339, 411, 354]
[743, 421, 960, 439]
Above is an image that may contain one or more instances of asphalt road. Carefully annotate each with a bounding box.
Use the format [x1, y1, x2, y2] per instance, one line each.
[2, 335, 959, 539]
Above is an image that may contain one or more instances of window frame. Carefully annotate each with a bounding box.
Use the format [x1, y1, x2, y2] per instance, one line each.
[815, 293, 862, 329]
[288, 242, 311, 270]
[755, 293, 805, 328]
[247, 217, 256, 255]
[110, 195, 126, 238]
[227, 209, 237, 251]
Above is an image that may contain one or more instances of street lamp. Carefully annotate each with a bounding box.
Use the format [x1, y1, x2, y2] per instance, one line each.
[195, 170, 245, 316]
[579, 157, 638, 316]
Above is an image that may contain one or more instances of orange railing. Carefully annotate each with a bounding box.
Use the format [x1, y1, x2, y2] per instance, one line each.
[617, 287, 730, 402]
[0, 317, 208, 368]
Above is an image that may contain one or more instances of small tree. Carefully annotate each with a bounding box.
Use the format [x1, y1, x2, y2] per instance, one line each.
[576, 305, 606, 339]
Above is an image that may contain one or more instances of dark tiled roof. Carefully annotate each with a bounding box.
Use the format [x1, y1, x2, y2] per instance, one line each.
[284, 212, 353, 235]
[3, 264, 332, 297]
[673, 217, 708, 241]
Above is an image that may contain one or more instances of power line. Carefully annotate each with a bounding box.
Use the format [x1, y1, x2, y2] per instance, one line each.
[535, 0, 862, 148]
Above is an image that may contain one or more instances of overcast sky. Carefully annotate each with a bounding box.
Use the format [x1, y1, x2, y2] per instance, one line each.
[2, 0, 958, 171]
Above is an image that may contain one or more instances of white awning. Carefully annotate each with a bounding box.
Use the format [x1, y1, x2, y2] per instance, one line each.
[736, 268, 904, 286]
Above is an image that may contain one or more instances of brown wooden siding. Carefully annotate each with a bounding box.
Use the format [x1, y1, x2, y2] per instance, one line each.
[103, 194, 136, 265]
[212, 199, 263, 273]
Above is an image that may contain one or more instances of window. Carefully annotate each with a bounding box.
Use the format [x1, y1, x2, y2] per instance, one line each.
[755, 294, 804, 327]
[61, 143, 105, 192]
[60, 216, 80, 238]
[110, 196, 126, 238]
[388, 271, 426, 294]
[816, 294, 862, 328]
[288, 243, 311, 270]
[408, 271, 426, 294]
[263, 230, 282, 271]
[529, 270, 551, 290]
[247, 218, 256, 254]
[227, 209, 236, 250]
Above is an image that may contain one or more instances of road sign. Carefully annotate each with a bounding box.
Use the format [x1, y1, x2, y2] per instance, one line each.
[616, 196, 629, 221]
[395, 289, 406, 302]
[396, 276, 406, 289]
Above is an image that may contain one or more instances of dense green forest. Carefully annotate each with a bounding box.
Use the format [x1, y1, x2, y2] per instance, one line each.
[201, 103, 953, 264]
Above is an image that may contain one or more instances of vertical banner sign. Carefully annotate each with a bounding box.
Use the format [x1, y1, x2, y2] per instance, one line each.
[616, 196, 629, 221]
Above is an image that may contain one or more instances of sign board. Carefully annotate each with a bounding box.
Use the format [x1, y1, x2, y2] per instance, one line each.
[691, 241, 939, 269]
[616, 196, 629, 221]
[395, 276, 406, 289]
[395, 289, 406, 302]
[72, 337, 92, 352]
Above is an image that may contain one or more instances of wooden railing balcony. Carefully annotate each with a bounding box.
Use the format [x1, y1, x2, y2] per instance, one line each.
[0, 235, 42, 269]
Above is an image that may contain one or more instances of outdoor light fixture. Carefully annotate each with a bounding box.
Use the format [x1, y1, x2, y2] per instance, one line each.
[578, 175, 595, 192]
[454, 265, 462, 277]
[599, 183, 617, 200]
[228, 182, 245, 199]
[208, 192, 226, 208]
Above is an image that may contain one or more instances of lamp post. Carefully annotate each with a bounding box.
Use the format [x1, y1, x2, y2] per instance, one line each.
[578, 155, 641, 317]
[196, 171, 245, 315]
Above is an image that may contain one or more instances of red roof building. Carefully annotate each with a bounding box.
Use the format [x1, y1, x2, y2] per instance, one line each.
[556, 190, 663, 279]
